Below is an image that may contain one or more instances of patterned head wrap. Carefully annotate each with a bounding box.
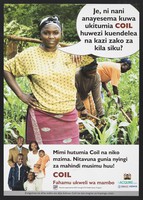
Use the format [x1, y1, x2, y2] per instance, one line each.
[39, 16, 62, 31]
[81, 60, 98, 72]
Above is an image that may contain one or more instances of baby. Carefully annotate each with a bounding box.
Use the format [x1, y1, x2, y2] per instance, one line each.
[34, 150, 50, 175]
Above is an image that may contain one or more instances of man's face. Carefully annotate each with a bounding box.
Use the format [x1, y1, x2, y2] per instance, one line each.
[17, 137, 24, 147]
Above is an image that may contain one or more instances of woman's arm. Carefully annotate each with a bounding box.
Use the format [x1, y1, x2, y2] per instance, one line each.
[113, 85, 121, 105]
[26, 153, 32, 169]
[4, 70, 38, 107]
[102, 82, 112, 97]
[112, 85, 118, 95]
[92, 74, 104, 117]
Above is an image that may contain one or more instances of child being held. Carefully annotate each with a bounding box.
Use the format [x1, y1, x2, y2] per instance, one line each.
[34, 150, 50, 176]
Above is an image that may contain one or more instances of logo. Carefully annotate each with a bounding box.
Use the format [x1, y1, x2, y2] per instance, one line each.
[123, 173, 131, 180]
[117, 173, 138, 189]
[53, 185, 58, 190]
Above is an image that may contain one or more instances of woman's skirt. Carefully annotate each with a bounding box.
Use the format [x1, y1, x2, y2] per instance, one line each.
[26, 107, 79, 144]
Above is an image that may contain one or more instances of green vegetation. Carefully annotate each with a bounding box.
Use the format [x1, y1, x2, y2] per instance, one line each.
[4, 4, 84, 42]
[79, 51, 139, 145]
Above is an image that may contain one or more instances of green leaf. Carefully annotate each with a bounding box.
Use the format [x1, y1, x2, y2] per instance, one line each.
[119, 122, 130, 127]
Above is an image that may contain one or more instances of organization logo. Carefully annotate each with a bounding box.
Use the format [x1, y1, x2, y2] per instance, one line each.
[53, 185, 58, 190]
[117, 173, 138, 188]
[123, 173, 131, 180]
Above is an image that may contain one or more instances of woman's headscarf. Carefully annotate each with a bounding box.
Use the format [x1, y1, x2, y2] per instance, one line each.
[117, 58, 132, 69]
[81, 59, 98, 72]
[39, 16, 62, 31]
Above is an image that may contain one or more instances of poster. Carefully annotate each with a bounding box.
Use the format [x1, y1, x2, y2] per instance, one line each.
[3, 1, 141, 197]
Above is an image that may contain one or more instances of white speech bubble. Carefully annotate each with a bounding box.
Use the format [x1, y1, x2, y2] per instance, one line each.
[59, 4, 139, 58]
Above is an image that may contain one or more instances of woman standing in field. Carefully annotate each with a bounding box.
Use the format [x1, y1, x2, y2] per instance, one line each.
[4, 16, 94, 144]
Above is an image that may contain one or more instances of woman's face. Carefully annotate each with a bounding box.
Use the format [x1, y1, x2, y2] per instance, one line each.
[85, 69, 97, 78]
[30, 142, 38, 151]
[40, 24, 61, 50]
[121, 63, 130, 73]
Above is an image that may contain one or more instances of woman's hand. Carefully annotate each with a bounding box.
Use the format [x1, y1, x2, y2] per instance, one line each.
[81, 109, 88, 117]
[71, 55, 82, 65]
[4, 71, 38, 108]
[10, 163, 15, 168]
[99, 116, 107, 125]
[19, 93, 38, 108]
[107, 91, 112, 97]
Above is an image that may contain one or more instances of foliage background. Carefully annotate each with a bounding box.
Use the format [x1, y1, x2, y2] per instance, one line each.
[4, 4, 85, 42]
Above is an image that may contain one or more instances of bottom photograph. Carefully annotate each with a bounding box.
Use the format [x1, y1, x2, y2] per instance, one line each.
[4, 141, 139, 196]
